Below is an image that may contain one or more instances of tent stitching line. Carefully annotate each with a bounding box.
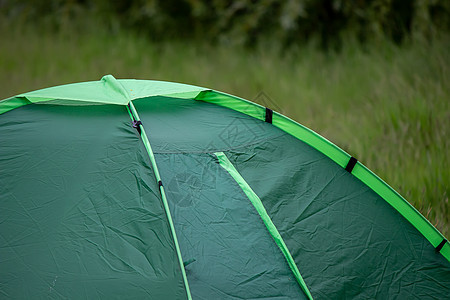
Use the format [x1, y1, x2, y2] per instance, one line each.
[152, 134, 288, 155]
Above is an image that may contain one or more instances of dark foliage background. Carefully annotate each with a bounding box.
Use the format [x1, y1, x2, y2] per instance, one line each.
[2, 0, 449, 49]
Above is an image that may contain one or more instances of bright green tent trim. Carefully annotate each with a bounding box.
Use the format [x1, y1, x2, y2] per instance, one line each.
[215, 152, 314, 300]
[0, 97, 32, 115]
[127, 101, 192, 300]
[0, 75, 207, 115]
[197, 90, 449, 262]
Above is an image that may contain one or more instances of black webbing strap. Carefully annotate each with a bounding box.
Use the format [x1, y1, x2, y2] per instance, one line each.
[265, 108, 273, 124]
[436, 238, 447, 253]
[132, 120, 142, 134]
[345, 156, 358, 173]
[158, 180, 163, 188]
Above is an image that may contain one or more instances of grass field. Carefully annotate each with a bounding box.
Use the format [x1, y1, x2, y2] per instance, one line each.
[1, 24, 449, 236]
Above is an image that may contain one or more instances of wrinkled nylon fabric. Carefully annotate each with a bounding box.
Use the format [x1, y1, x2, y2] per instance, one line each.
[131, 96, 285, 154]
[1, 80, 449, 299]
[127, 101, 192, 299]
[226, 135, 450, 299]
[215, 151, 313, 299]
[134, 95, 449, 299]
[2, 83, 445, 258]
[1, 79, 446, 259]
[155, 152, 306, 299]
[196, 90, 449, 259]
[0, 104, 188, 299]
[133, 97, 308, 299]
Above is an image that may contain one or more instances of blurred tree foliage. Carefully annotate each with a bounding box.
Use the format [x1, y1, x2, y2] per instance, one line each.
[1, 0, 449, 50]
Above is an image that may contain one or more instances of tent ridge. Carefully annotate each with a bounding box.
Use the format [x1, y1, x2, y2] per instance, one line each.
[0, 75, 210, 114]
[101, 74, 131, 103]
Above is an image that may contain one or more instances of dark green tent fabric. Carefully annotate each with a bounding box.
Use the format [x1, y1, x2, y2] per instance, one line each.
[0, 76, 449, 299]
[0, 104, 188, 299]
[133, 97, 307, 299]
[226, 135, 450, 299]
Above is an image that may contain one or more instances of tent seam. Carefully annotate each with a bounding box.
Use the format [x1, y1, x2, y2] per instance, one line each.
[152, 134, 286, 155]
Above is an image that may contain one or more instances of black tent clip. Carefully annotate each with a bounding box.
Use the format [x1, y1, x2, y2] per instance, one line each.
[265, 107, 273, 124]
[436, 238, 447, 253]
[132, 120, 142, 134]
[345, 156, 358, 173]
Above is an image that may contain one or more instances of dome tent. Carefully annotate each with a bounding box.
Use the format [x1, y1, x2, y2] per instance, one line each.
[0, 75, 448, 299]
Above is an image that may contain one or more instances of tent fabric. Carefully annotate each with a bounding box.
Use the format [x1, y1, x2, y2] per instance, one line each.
[214, 151, 313, 299]
[127, 101, 192, 299]
[0, 75, 449, 299]
[195, 90, 450, 259]
[155, 151, 307, 299]
[0, 75, 207, 115]
[0, 103, 188, 298]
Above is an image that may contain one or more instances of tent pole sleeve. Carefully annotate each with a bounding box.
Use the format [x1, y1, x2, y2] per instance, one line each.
[127, 102, 192, 300]
[214, 151, 314, 300]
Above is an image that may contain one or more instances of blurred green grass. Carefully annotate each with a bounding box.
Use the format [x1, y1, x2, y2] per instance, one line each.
[1, 25, 448, 236]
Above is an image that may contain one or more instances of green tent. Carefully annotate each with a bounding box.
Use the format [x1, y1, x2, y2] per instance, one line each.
[1, 75, 448, 299]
